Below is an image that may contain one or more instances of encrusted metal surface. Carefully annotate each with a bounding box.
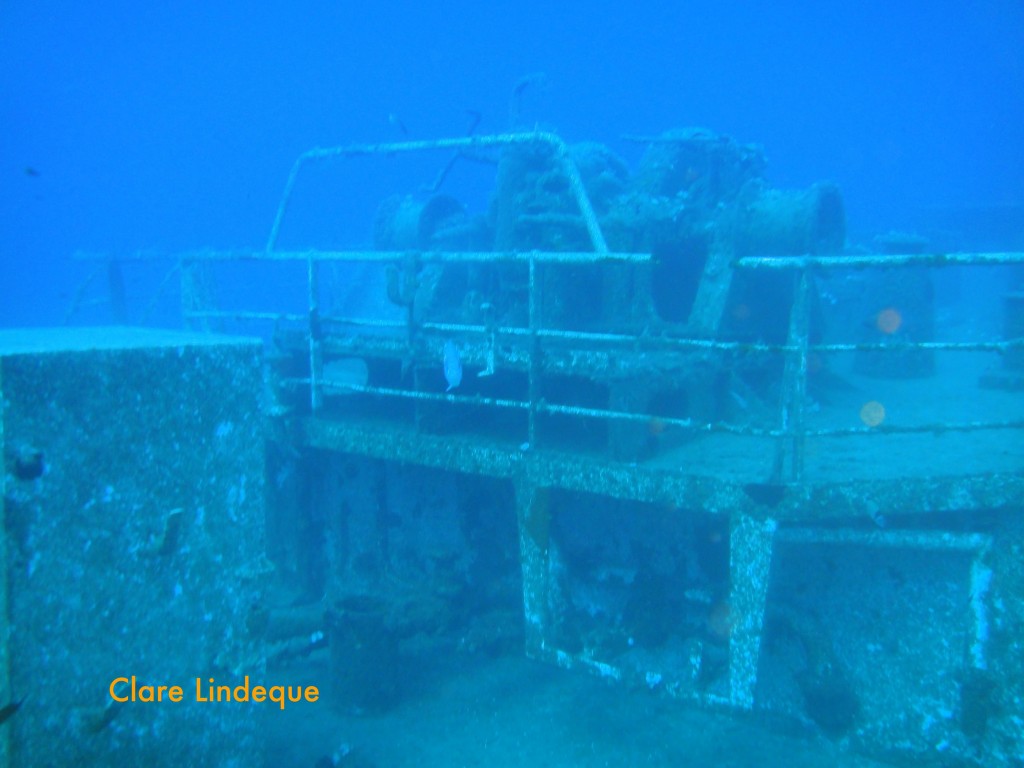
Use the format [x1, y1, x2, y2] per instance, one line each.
[728, 514, 777, 709]
[1, 328, 267, 767]
[298, 417, 1023, 523]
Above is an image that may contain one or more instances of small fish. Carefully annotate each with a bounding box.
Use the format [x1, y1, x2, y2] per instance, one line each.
[23, 166, 40, 178]
[0, 698, 24, 725]
[443, 340, 462, 392]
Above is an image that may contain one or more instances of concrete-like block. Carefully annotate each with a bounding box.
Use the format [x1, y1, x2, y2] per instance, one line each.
[1, 328, 266, 767]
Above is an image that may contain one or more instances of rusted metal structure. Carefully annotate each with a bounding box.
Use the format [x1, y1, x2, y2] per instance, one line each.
[72, 130, 1024, 763]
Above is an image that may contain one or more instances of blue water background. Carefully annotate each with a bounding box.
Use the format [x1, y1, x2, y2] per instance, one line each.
[1, 0, 1022, 326]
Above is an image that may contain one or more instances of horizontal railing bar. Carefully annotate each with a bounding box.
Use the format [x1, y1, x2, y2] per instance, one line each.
[736, 251, 1024, 270]
[186, 310, 307, 322]
[540, 401, 696, 428]
[78, 248, 1024, 270]
[74, 248, 650, 265]
[288, 376, 1024, 439]
[271, 131, 610, 254]
[320, 381, 529, 410]
[539, 402, 781, 436]
[802, 418, 1024, 437]
[77, 248, 1024, 269]
[776, 528, 991, 551]
[283, 378, 785, 437]
[321, 316, 407, 330]
[812, 339, 1024, 353]
[320, 315, 785, 352]
[532, 330, 772, 352]
[313, 377, 535, 413]
[297, 130, 566, 159]
[319, 315, 1024, 354]
[185, 310, 1024, 357]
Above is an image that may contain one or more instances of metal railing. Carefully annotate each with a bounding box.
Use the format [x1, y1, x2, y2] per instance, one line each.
[733, 251, 1024, 479]
[68, 132, 1024, 484]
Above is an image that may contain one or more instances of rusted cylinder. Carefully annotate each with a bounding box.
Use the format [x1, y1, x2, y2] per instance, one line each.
[733, 182, 846, 257]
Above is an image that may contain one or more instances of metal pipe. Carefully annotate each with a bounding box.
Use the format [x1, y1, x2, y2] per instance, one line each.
[318, 316, 406, 332]
[811, 339, 1024, 353]
[297, 371, 1024, 439]
[553, 141, 609, 254]
[267, 131, 613, 254]
[186, 310, 307, 322]
[308, 256, 322, 412]
[74, 248, 1024, 268]
[140, 261, 183, 325]
[736, 251, 1024, 271]
[800, 418, 1024, 437]
[296, 377, 783, 437]
[776, 527, 991, 552]
[528, 254, 539, 445]
[321, 314, 787, 352]
[787, 273, 811, 481]
[298, 131, 563, 159]
[319, 380, 529, 410]
[74, 248, 648, 264]
[216, 310, 1024, 356]
[266, 154, 308, 251]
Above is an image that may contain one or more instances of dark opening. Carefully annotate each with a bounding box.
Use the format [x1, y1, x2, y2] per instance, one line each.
[651, 235, 709, 322]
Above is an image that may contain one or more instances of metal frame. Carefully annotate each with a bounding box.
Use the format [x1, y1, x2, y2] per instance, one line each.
[67, 131, 1024, 726]
[70, 240, 1024, 474]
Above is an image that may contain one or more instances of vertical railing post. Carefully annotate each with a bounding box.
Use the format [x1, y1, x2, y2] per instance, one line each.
[515, 474, 552, 656]
[782, 269, 811, 481]
[308, 254, 323, 412]
[527, 254, 539, 447]
[107, 258, 128, 324]
[179, 258, 206, 332]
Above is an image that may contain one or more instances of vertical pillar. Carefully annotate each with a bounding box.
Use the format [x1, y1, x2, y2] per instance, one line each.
[685, 236, 736, 335]
[784, 271, 810, 481]
[527, 256, 539, 447]
[0, 365, 9, 768]
[728, 513, 777, 709]
[106, 260, 127, 324]
[180, 259, 201, 331]
[515, 475, 551, 655]
[308, 255, 323, 412]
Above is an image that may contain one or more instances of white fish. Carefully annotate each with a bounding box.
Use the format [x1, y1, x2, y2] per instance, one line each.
[443, 340, 462, 392]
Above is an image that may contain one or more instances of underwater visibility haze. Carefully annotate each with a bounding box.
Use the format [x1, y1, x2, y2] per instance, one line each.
[0, 1, 1023, 766]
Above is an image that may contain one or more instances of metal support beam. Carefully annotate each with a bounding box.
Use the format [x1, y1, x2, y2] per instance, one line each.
[266, 131, 614, 254]
[308, 255, 322, 412]
[0, 365, 10, 768]
[775, 527, 995, 673]
[735, 251, 1024, 270]
[727, 513, 777, 709]
[514, 475, 551, 656]
[527, 255, 539, 446]
[779, 271, 811, 481]
[79, 248, 650, 265]
[686, 239, 736, 335]
[775, 527, 991, 551]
